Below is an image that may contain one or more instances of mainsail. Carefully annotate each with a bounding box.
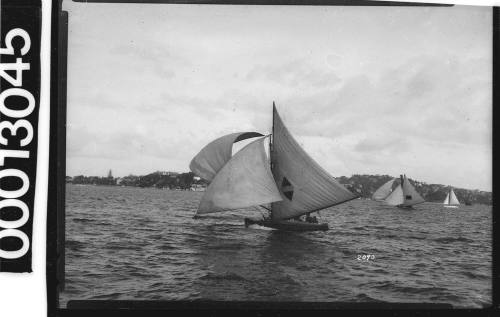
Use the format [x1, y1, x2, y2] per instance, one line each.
[196, 136, 282, 214]
[443, 193, 450, 205]
[449, 189, 460, 205]
[372, 178, 395, 201]
[189, 132, 263, 182]
[444, 188, 460, 205]
[384, 184, 404, 206]
[270, 105, 358, 221]
[401, 174, 425, 207]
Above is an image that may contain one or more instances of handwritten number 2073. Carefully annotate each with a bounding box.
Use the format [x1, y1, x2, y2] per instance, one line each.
[357, 254, 375, 261]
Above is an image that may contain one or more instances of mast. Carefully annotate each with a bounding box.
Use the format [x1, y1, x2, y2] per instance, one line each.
[269, 102, 276, 217]
[400, 174, 404, 205]
[271, 102, 275, 172]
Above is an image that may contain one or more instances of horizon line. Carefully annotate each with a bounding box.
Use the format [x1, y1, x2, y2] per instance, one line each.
[65, 170, 492, 193]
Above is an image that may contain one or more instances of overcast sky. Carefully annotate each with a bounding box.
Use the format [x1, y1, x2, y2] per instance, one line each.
[63, 2, 492, 191]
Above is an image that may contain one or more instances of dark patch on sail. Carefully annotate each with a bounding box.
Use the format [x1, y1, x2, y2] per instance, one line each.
[281, 177, 294, 201]
[284, 191, 294, 200]
[234, 132, 263, 142]
[406, 195, 412, 200]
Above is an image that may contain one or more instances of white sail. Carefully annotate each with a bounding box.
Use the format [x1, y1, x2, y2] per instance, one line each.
[384, 184, 404, 206]
[270, 105, 358, 221]
[443, 193, 450, 205]
[401, 175, 425, 206]
[449, 188, 460, 205]
[189, 132, 263, 182]
[196, 136, 282, 215]
[372, 178, 395, 201]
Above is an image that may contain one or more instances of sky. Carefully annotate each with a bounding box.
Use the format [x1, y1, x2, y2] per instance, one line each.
[63, 2, 492, 191]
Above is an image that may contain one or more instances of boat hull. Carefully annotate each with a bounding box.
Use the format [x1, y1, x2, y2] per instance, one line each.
[443, 205, 459, 208]
[244, 218, 329, 232]
[397, 205, 414, 209]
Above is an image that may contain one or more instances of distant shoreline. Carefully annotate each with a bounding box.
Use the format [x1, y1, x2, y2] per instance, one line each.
[67, 183, 204, 192]
[65, 172, 491, 205]
[66, 183, 491, 206]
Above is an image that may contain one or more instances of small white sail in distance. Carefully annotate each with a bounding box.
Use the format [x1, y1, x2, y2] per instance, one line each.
[372, 178, 396, 201]
[449, 189, 460, 205]
[443, 192, 450, 205]
[401, 174, 425, 207]
[384, 184, 404, 206]
[443, 188, 460, 205]
[196, 136, 283, 215]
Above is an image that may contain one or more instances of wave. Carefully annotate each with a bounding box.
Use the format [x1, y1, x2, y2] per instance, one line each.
[373, 282, 451, 296]
[66, 240, 86, 252]
[104, 241, 138, 251]
[205, 243, 245, 251]
[433, 237, 473, 244]
[247, 224, 275, 231]
[199, 272, 248, 282]
[355, 293, 384, 302]
[461, 271, 490, 280]
[352, 226, 367, 231]
[159, 243, 178, 251]
[72, 218, 96, 223]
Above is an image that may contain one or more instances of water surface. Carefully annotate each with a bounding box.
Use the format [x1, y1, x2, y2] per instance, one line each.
[60, 184, 491, 308]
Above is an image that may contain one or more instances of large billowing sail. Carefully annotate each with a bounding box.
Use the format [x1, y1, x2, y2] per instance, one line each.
[189, 132, 263, 182]
[384, 184, 404, 206]
[448, 188, 460, 205]
[372, 178, 395, 201]
[401, 175, 425, 206]
[196, 136, 283, 215]
[270, 105, 358, 221]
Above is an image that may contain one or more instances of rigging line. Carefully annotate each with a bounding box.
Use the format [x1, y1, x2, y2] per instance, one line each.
[259, 204, 271, 212]
[251, 205, 269, 218]
[278, 194, 360, 221]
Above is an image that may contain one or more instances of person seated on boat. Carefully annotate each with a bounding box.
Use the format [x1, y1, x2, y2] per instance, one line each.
[305, 214, 318, 223]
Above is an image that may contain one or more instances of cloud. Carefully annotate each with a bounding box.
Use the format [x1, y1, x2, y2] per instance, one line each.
[354, 137, 409, 153]
[272, 53, 491, 147]
[246, 57, 341, 90]
[108, 42, 186, 79]
[63, 3, 492, 190]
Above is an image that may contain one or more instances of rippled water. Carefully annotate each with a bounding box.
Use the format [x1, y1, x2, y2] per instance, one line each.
[60, 184, 491, 308]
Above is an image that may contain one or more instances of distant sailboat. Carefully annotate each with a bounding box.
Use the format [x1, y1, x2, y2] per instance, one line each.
[383, 174, 425, 209]
[189, 102, 359, 232]
[372, 178, 396, 201]
[443, 187, 460, 208]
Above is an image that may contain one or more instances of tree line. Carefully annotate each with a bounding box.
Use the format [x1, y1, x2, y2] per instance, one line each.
[68, 171, 206, 190]
[67, 172, 491, 205]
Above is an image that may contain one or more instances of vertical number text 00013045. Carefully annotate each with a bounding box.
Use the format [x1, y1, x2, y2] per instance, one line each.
[0, 28, 34, 260]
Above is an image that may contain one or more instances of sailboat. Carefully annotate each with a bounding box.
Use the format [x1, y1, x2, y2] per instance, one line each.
[383, 174, 425, 209]
[189, 102, 359, 232]
[443, 187, 460, 208]
[372, 178, 396, 201]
